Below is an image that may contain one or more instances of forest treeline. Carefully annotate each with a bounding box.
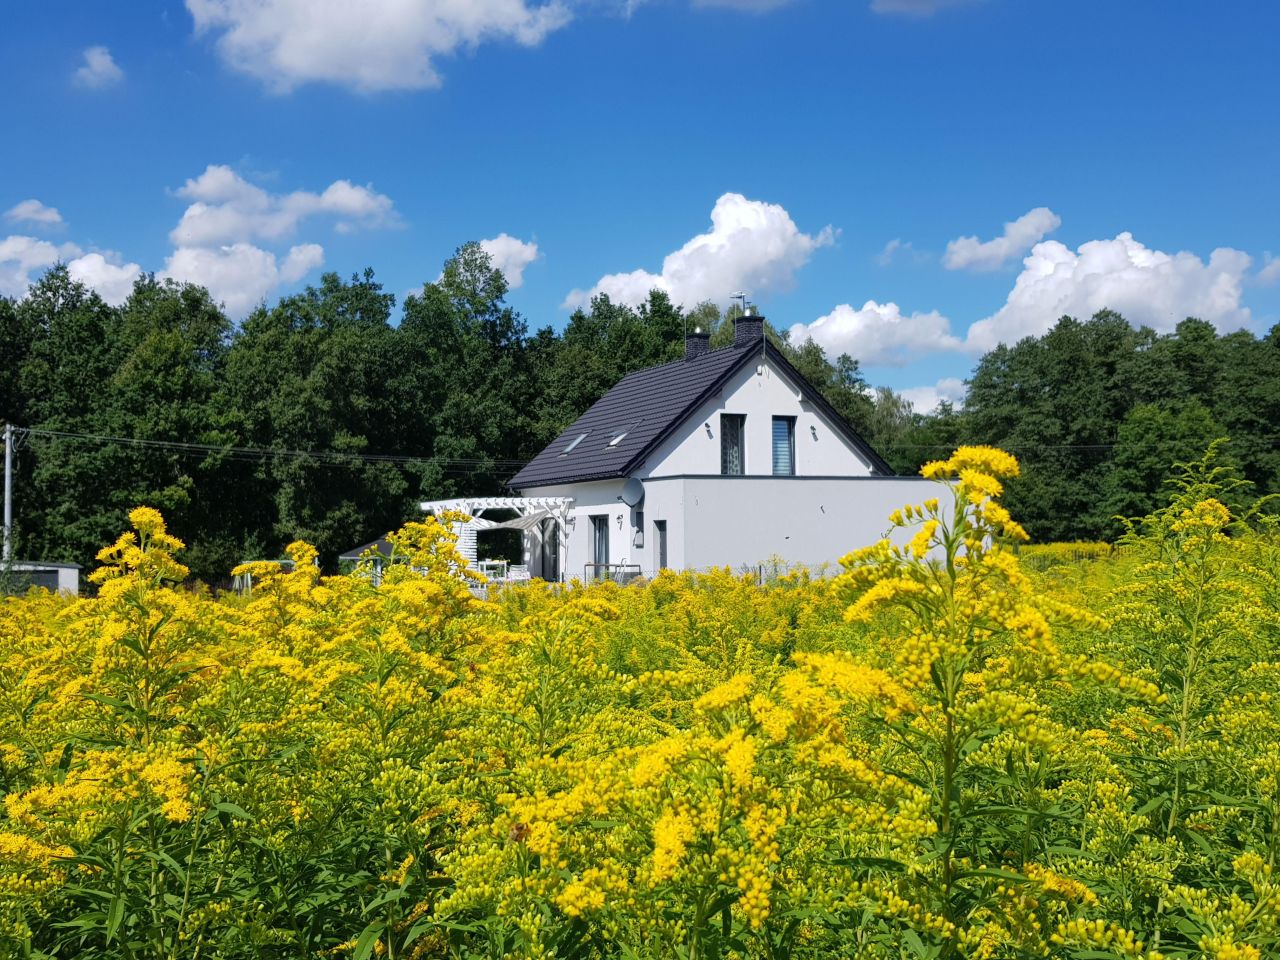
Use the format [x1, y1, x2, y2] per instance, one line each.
[2, 242, 1279, 581]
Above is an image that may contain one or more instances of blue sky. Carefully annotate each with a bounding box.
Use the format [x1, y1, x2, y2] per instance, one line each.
[3, 0, 1278, 409]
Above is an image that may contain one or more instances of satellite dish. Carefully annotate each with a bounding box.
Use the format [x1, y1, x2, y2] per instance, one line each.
[619, 477, 645, 508]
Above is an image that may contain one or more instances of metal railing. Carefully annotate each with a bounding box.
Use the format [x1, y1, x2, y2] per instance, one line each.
[583, 563, 642, 585]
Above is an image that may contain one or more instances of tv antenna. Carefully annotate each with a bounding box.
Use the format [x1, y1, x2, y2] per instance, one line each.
[730, 291, 748, 315]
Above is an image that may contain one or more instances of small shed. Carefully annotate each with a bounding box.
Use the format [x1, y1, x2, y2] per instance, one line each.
[5, 561, 80, 595]
[338, 538, 394, 584]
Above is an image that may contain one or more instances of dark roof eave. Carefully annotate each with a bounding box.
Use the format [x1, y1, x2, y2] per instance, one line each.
[508, 467, 627, 490]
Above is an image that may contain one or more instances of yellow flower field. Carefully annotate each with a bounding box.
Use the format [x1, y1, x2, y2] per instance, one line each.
[2, 447, 1278, 960]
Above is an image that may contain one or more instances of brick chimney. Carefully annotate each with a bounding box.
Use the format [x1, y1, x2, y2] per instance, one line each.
[733, 312, 765, 348]
[685, 328, 710, 360]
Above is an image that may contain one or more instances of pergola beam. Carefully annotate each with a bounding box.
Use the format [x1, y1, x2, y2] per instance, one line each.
[419, 496, 572, 516]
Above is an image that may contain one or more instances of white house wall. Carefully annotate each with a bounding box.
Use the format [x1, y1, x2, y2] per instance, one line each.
[519, 479, 627, 581]
[678, 476, 947, 572]
[10, 563, 80, 595]
[520, 475, 948, 580]
[640, 357, 877, 479]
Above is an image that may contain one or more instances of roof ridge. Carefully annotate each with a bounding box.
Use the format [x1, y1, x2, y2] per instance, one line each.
[615, 339, 753, 381]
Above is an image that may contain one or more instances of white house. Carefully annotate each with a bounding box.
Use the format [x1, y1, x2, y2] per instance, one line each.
[477, 313, 936, 582]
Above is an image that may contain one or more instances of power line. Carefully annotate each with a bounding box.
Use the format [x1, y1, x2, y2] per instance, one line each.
[13, 426, 528, 472]
[882, 442, 1122, 452]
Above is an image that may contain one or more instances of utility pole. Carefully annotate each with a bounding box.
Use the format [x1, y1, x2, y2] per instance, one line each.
[2, 422, 12, 564]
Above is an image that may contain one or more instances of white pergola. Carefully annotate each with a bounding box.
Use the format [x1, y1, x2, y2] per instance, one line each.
[419, 496, 573, 576]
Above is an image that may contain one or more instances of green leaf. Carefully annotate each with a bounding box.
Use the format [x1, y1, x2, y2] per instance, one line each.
[352, 920, 387, 960]
[363, 887, 407, 912]
[105, 894, 124, 942]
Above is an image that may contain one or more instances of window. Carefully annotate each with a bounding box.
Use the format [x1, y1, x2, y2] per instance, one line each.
[609, 418, 640, 448]
[772, 416, 795, 476]
[590, 515, 609, 566]
[654, 520, 668, 571]
[540, 517, 560, 582]
[633, 509, 644, 548]
[561, 432, 588, 456]
[720, 414, 745, 475]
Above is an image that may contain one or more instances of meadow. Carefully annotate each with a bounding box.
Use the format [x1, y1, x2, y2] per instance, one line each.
[1, 446, 1278, 960]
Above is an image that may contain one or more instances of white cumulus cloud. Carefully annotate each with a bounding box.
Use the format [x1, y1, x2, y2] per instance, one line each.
[965, 232, 1254, 353]
[0, 236, 75, 285]
[186, 0, 573, 93]
[479, 233, 539, 289]
[66, 253, 143, 305]
[0, 235, 141, 305]
[171, 164, 396, 246]
[73, 46, 124, 88]
[788, 300, 961, 367]
[160, 164, 397, 315]
[5, 199, 64, 226]
[897, 377, 967, 414]
[161, 243, 325, 317]
[1258, 255, 1280, 286]
[2, 164, 388, 313]
[944, 207, 1061, 272]
[564, 192, 834, 310]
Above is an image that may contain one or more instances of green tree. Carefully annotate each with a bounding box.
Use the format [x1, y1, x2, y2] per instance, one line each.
[1102, 401, 1228, 527]
[401, 244, 534, 500]
[0, 296, 38, 426]
[219, 269, 411, 568]
[966, 312, 1143, 540]
[17, 267, 129, 565]
[530, 289, 686, 445]
[783, 339, 876, 438]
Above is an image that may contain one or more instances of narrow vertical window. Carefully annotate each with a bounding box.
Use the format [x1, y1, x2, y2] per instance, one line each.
[720, 414, 745, 475]
[654, 519, 668, 571]
[590, 515, 609, 567]
[540, 516, 560, 582]
[772, 416, 795, 476]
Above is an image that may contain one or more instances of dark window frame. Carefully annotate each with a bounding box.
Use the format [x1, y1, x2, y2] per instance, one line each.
[720, 413, 746, 476]
[589, 515, 610, 566]
[772, 416, 796, 476]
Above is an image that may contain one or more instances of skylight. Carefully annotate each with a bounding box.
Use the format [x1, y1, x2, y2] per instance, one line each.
[561, 432, 588, 456]
[608, 419, 640, 448]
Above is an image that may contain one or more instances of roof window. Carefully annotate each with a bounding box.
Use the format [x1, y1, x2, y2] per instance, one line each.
[561, 432, 589, 456]
[608, 420, 639, 447]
